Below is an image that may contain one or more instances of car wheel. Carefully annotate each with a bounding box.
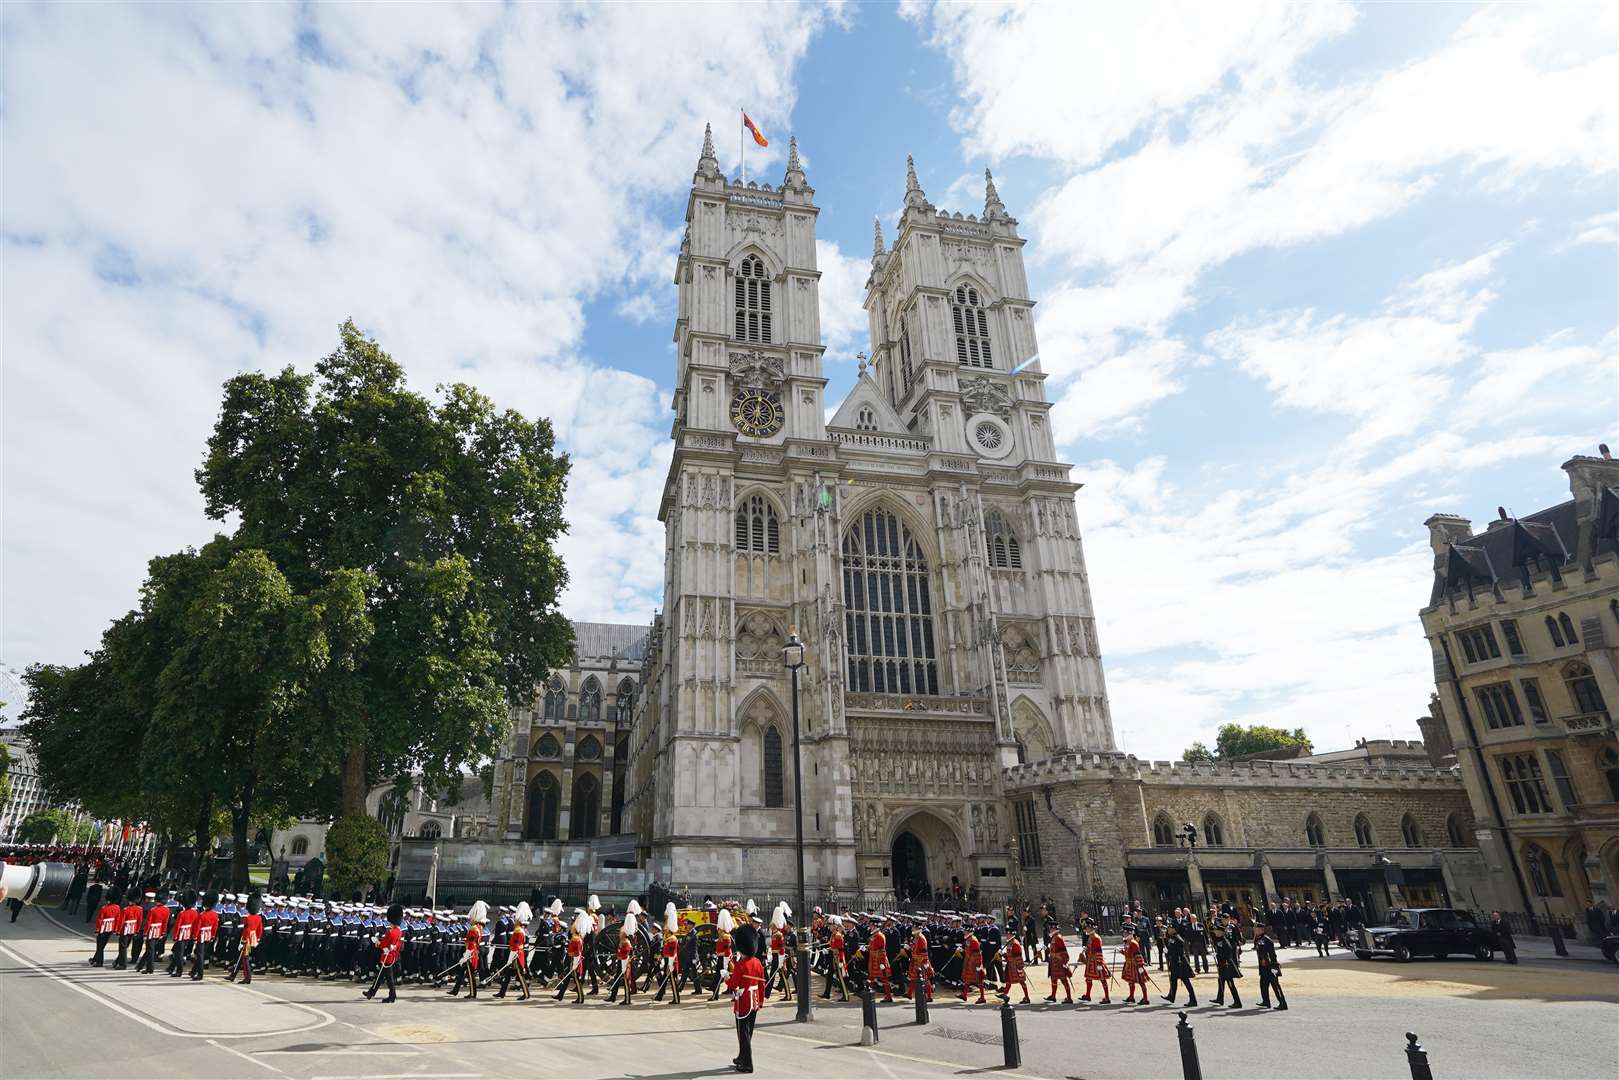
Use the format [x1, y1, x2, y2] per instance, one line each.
[1354, 950, 1372, 961]
[1474, 944, 1491, 961]
[1392, 943, 1412, 963]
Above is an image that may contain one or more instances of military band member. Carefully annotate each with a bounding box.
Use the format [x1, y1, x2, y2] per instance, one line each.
[1252, 924, 1287, 1010]
[497, 901, 532, 1000]
[138, 893, 171, 974]
[229, 892, 263, 984]
[91, 888, 122, 967]
[998, 935, 1031, 1003]
[764, 904, 792, 1000]
[819, 914, 850, 1001]
[711, 903, 736, 1001]
[449, 900, 488, 998]
[864, 917, 893, 1001]
[554, 908, 593, 1004]
[607, 901, 640, 1004]
[1045, 924, 1073, 1003]
[363, 903, 405, 1003]
[905, 922, 933, 1002]
[585, 894, 604, 995]
[1120, 927, 1150, 1004]
[189, 894, 220, 980]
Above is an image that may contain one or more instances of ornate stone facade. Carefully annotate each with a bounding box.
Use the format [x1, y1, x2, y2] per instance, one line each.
[624, 136, 1114, 898]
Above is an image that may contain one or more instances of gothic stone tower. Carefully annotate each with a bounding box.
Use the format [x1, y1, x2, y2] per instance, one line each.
[631, 133, 1115, 899]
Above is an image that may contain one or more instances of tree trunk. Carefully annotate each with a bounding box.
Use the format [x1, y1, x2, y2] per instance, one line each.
[341, 740, 368, 817]
[193, 796, 213, 888]
[231, 806, 251, 892]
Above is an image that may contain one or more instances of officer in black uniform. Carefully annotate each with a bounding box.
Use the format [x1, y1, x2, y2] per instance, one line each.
[1252, 924, 1287, 1010]
[1162, 923, 1197, 1006]
[1211, 925, 1242, 1008]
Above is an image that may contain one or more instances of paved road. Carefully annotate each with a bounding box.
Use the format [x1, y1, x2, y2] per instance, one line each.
[3, 905, 1616, 1079]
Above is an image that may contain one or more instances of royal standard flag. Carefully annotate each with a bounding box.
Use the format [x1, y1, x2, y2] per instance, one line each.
[743, 112, 768, 148]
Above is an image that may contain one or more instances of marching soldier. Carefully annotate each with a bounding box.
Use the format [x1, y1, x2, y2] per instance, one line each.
[607, 901, 640, 1004]
[189, 894, 220, 980]
[864, 916, 893, 1001]
[363, 903, 405, 1003]
[654, 902, 683, 1003]
[228, 892, 263, 984]
[114, 890, 143, 970]
[90, 887, 122, 967]
[1120, 926, 1150, 1004]
[1162, 923, 1197, 1006]
[905, 920, 933, 1002]
[998, 933, 1031, 1003]
[1044, 923, 1073, 1003]
[585, 894, 604, 995]
[554, 908, 593, 1004]
[957, 922, 986, 1004]
[727, 925, 765, 1075]
[1211, 925, 1242, 1008]
[820, 914, 850, 1001]
[138, 893, 171, 974]
[166, 891, 198, 977]
[711, 903, 736, 1001]
[495, 901, 533, 1000]
[764, 904, 792, 1000]
[1252, 923, 1287, 1010]
[1080, 919, 1111, 1003]
[448, 900, 488, 998]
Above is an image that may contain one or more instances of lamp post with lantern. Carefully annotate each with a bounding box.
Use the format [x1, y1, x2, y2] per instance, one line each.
[782, 628, 814, 1021]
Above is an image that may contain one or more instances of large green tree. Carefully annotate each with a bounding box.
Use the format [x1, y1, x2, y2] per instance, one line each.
[18, 808, 95, 844]
[197, 320, 573, 815]
[1182, 723, 1314, 762]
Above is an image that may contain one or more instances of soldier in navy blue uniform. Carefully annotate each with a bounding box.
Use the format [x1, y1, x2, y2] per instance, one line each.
[1252, 924, 1287, 1010]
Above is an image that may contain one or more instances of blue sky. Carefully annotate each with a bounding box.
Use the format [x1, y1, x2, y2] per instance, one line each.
[3, 2, 1614, 756]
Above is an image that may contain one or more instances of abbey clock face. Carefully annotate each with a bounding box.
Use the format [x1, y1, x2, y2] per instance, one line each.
[730, 389, 784, 437]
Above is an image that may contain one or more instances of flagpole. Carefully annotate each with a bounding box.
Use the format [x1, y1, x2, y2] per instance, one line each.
[740, 107, 745, 183]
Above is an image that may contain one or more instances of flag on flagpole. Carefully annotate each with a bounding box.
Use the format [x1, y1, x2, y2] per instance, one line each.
[742, 111, 768, 148]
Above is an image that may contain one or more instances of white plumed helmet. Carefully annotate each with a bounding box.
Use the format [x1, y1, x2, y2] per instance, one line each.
[468, 900, 489, 924]
[745, 898, 758, 916]
[781, 903, 792, 918]
[717, 908, 735, 933]
[770, 903, 787, 930]
[588, 894, 601, 912]
[626, 899, 642, 916]
[664, 902, 679, 932]
[514, 902, 532, 924]
[546, 898, 563, 916]
[623, 912, 638, 935]
[572, 909, 595, 935]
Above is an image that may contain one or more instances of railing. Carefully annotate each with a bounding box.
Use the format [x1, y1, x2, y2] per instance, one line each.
[1466, 907, 1577, 939]
[1562, 710, 1612, 733]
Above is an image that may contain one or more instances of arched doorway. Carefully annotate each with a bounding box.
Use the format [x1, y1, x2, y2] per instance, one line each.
[892, 832, 928, 901]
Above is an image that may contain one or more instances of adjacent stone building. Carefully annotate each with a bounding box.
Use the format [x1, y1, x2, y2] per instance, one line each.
[1419, 446, 1619, 921]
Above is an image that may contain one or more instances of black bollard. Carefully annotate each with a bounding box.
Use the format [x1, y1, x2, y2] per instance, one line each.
[862, 986, 880, 1044]
[1549, 922, 1569, 958]
[1405, 1032, 1434, 1080]
[1176, 1011, 1203, 1080]
[1000, 1001, 1022, 1069]
[914, 974, 929, 1025]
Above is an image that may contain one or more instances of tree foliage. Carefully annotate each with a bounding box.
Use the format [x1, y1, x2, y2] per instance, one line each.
[196, 320, 574, 813]
[19, 808, 95, 844]
[324, 813, 390, 899]
[0, 740, 12, 805]
[1183, 724, 1314, 762]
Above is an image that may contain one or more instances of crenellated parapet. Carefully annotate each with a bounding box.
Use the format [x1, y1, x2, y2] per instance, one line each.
[1003, 750, 1467, 792]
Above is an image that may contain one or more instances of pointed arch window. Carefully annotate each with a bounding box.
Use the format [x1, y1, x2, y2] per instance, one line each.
[1202, 814, 1225, 848]
[532, 733, 561, 759]
[1305, 813, 1326, 847]
[1546, 615, 1565, 647]
[735, 494, 781, 554]
[951, 285, 993, 368]
[1445, 813, 1468, 848]
[1499, 753, 1552, 814]
[1603, 747, 1619, 802]
[1354, 814, 1376, 848]
[1152, 814, 1176, 847]
[1400, 814, 1423, 847]
[579, 677, 602, 722]
[1545, 749, 1578, 810]
[576, 735, 602, 761]
[734, 255, 772, 343]
[290, 836, 309, 856]
[1525, 842, 1563, 897]
[763, 726, 785, 808]
[985, 509, 1023, 569]
[856, 406, 877, 431]
[1564, 660, 1607, 715]
[1559, 612, 1578, 645]
[527, 772, 560, 840]
[614, 678, 635, 722]
[418, 821, 441, 840]
[570, 773, 600, 840]
[543, 679, 565, 721]
[841, 507, 939, 695]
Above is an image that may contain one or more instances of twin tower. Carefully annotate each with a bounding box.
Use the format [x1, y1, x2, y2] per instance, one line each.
[621, 126, 1115, 899]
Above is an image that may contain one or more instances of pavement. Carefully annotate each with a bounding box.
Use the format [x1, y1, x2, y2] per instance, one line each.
[3, 905, 1617, 1080]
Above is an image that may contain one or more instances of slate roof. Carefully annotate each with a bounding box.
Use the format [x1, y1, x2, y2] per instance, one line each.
[1429, 492, 1614, 604]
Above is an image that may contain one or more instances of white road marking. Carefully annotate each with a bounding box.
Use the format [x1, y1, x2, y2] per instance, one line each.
[208, 1038, 287, 1074]
[257, 1050, 424, 1056]
[306, 1074, 481, 1079]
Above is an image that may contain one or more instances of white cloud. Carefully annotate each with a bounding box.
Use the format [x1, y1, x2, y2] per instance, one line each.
[1558, 211, 1619, 251]
[2, 3, 834, 666]
[816, 239, 873, 364]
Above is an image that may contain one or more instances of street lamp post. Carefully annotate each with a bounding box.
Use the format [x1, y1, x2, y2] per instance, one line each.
[782, 629, 814, 1022]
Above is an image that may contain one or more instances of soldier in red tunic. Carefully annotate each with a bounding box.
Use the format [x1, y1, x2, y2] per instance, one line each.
[1044, 925, 1073, 1003]
[189, 894, 220, 980]
[166, 891, 198, 976]
[494, 901, 532, 1000]
[864, 917, 893, 1001]
[764, 903, 792, 1000]
[138, 895, 171, 973]
[364, 903, 405, 1003]
[449, 900, 488, 998]
[905, 923, 933, 1002]
[554, 908, 592, 1003]
[1120, 926, 1150, 1004]
[607, 900, 640, 1004]
[819, 914, 850, 1001]
[91, 888, 122, 967]
[114, 892, 144, 969]
[958, 924, 987, 1003]
[1080, 919, 1111, 1003]
[229, 892, 263, 984]
[654, 902, 684, 1003]
[999, 935, 1031, 1003]
[710, 903, 736, 1000]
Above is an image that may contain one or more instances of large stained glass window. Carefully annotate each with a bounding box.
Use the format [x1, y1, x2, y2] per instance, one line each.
[842, 507, 938, 695]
